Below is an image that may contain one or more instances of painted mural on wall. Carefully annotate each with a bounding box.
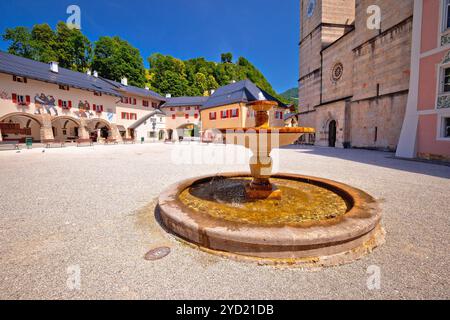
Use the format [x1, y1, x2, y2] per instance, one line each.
[34, 93, 58, 116]
[107, 109, 114, 122]
[0, 91, 9, 100]
[74, 100, 94, 119]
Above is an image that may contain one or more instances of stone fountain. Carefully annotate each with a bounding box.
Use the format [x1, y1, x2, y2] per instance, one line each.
[158, 100, 384, 267]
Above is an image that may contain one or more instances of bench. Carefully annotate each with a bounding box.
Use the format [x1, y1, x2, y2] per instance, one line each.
[122, 138, 135, 144]
[76, 139, 93, 147]
[0, 141, 20, 150]
[105, 138, 118, 145]
[42, 139, 65, 148]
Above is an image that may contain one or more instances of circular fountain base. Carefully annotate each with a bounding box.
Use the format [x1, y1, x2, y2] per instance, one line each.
[158, 173, 385, 267]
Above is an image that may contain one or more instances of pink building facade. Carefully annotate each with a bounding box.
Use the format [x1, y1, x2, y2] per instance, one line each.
[397, 0, 450, 161]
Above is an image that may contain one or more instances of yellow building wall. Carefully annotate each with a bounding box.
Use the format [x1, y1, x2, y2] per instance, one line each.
[201, 103, 287, 131]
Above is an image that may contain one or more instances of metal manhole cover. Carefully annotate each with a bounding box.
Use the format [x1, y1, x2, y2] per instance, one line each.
[144, 247, 171, 261]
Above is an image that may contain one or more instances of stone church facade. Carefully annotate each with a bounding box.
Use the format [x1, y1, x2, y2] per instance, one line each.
[298, 0, 414, 150]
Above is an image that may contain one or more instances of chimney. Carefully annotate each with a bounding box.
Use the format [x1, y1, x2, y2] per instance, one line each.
[166, 94, 172, 98]
[210, 89, 215, 95]
[49, 62, 59, 73]
[93, 71, 98, 78]
[145, 86, 149, 90]
[87, 70, 92, 76]
[121, 77, 128, 86]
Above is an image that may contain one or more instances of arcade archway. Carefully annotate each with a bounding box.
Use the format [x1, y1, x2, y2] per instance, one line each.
[0, 112, 43, 142]
[51, 116, 81, 142]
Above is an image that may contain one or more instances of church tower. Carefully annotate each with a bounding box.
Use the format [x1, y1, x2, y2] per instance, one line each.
[298, 0, 355, 115]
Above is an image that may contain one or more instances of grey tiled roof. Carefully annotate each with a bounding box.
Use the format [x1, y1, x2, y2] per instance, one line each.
[0, 51, 120, 96]
[201, 79, 287, 110]
[161, 96, 208, 108]
[102, 79, 166, 101]
[284, 112, 299, 121]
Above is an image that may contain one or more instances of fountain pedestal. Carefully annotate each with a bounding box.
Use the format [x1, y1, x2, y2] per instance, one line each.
[245, 100, 282, 200]
[247, 153, 281, 200]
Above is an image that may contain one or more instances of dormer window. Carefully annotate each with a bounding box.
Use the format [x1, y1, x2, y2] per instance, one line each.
[13, 75, 27, 83]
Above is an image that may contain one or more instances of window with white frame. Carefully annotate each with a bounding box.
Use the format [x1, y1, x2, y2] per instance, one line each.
[441, 66, 450, 93]
[444, 117, 450, 137]
[444, 0, 450, 31]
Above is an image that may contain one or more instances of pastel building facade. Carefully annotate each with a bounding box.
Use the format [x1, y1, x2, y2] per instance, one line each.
[200, 80, 288, 138]
[397, 0, 450, 161]
[160, 96, 206, 141]
[0, 52, 165, 143]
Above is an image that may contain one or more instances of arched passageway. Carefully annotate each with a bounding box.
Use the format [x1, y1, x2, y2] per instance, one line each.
[0, 112, 43, 142]
[51, 116, 81, 142]
[328, 120, 337, 148]
[88, 119, 112, 141]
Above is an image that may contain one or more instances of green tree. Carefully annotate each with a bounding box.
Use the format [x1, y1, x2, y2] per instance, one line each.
[31, 24, 58, 62]
[148, 54, 188, 95]
[155, 70, 189, 97]
[54, 22, 91, 71]
[3, 23, 91, 72]
[92, 36, 146, 87]
[206, 75, 219, 91]
[2, 26, 34, 58]
[221, 52, 233, 64]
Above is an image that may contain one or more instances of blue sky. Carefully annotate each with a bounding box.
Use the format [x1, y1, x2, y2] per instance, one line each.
[0, 0, 299, 93]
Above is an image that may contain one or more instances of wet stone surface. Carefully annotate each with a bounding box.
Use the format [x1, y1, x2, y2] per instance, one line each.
[179, 177, 348, 226]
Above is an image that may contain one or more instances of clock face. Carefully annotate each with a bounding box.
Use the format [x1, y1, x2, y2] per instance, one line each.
[307, 0, 316, 18]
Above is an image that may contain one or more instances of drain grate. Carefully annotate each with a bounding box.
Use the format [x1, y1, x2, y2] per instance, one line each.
[144, 247, 171, 261]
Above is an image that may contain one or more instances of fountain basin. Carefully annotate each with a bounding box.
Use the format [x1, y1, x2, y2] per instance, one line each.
[157, 173, 385, 267]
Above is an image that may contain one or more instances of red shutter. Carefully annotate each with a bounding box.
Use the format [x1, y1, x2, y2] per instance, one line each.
[93, 104, 97, 112]
[68, 101, 72, 109]
[227, 110, 231, 118]
[13, 75, 17, 82]
[236, 108, 239, 117]
[25, 95, 31, 106]
[133, 98, 137, 105]
[12, 93, 17, 104]
[58, 99, 62, 107]
[100, 105, 104, 112]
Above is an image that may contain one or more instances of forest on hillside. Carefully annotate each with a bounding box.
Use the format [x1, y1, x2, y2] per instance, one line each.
[2, 23, 285, 101]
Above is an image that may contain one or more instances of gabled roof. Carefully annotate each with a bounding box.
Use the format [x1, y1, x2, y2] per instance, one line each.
[161, 96, 209, 108]
[128, 109, 166, 130]
[102, 79, 166, 101]
[284, 112, 299, 121]
[201, 79, 287, 110]
[0, 51, 120, 96]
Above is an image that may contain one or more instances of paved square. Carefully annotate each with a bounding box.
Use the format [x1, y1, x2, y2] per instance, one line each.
[0, 143, 449, 299]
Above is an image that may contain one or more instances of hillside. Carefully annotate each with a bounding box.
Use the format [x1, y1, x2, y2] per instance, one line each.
[2, 23, 283, 100]
[280, 87, 299, 107]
